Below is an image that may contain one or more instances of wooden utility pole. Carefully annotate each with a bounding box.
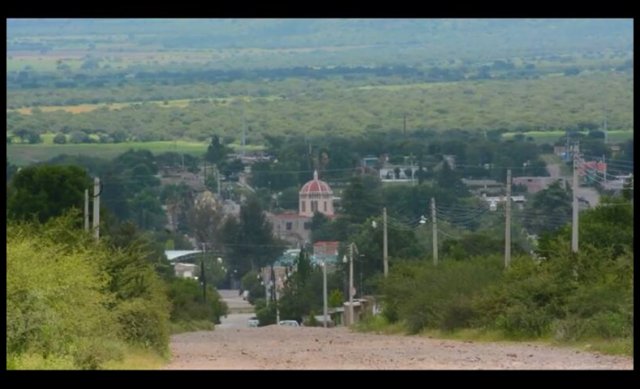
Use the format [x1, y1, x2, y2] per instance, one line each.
[216, 164, 221, 197]
[322, 261, 328, 328]
[84, 189, 89, 232]
[505, 169, 511, 268]
[431, 198, 438, 266]
[93, 177, 100, 240]
[201, 243, 207, 302]
[572, 145, 580, 253]
[383, 207, 388, 277]
[349, 243, 354, 325]
[602, 154, 607, 187]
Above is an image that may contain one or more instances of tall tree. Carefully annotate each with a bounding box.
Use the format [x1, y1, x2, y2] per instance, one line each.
[205, 135, 231, 166]
[341, 175, 382, 224]
[222, 196, 286, 276]
[522, 181, 572, 236]
[7, 165, 92, 223]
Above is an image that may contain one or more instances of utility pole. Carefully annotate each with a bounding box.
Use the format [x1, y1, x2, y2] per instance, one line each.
[349, 242, 354, 325]
[275, 280, 280, 325]
[602, 154, 607, 187]
[431, 198, 438, 266]
[322, 261, 328, 328]
[383, 207, 388, 277]
[84, 189, 89, 232]
[504, 169, 512, 268]
[264, 269, 269, 307]
[603, 104, 608, 144]
[572, 144, 580, 253]
[216, 165, 221, 197]
[93, 177, 100, 240]
[201, 243, 207, 303]
[242, 93, 247, 157]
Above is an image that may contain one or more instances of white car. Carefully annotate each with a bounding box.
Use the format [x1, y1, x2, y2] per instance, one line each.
[248, 318, 259, 327]
[278, 320, 300, 327]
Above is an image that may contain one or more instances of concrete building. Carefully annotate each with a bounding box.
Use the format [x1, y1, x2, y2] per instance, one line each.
[268, 211, 312, 246]
[174, 263, 199, 279]
[312, 240, 340, 266]
[268, 170, 335, 246]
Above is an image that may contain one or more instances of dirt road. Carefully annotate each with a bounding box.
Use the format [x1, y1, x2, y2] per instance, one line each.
[163, 289, 631, 370]
[164, 318, 632, 370]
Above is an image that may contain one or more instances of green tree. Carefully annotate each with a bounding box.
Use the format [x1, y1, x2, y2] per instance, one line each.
[522, 181, 572, 236]
[53, 133, 67, 144]
[341, 175, 382, 224]
[222, 196, 286, 276]
[205, 135, 231, 166]
[7, 165, 92, 223]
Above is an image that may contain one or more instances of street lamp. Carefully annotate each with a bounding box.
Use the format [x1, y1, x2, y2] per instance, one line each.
[258, 273, 269, 306]
[343, 253, 354, 326]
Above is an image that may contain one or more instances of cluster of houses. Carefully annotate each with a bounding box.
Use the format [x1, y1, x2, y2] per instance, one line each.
[163, 142, 631, 325]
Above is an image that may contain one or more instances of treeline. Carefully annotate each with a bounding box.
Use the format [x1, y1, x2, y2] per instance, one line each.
[7, 54, 632, 107]
[7, 61, 556, 91]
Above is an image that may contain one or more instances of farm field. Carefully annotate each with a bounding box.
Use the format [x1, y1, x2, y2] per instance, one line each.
[6, 140, 267, 166]
[6, 141, 207, 166]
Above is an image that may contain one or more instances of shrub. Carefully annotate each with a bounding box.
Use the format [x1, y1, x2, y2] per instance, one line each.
[115, 298, 170, 353]
[167, 278, 228, 324]
[381, 256, 503, 334]
[441, 300, 477, 332]
[7, 221, 122, 368]
[53, 133, 67, 144]
[71, 338, 125, 370]
[254, 298, 277, 326]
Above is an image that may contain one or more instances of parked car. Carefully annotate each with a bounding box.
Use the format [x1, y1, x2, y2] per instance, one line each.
[278, 320, 300, 327]
[248, 317, 259, 327]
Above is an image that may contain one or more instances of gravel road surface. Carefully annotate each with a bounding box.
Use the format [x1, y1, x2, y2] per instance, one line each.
[164, 291, 632, 370]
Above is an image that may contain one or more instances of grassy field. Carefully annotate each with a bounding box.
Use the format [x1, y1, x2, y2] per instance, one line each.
[7, 140, 266, 166]
[7, 141, 208, 166]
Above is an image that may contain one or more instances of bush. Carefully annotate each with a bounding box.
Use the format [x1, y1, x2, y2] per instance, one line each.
[69, 130, 90, 143]
[53, 133, 67, 144]
[495, 305, 553, 338]
[441, 300, 477, 332]
[71, 338, 125, 370]
[115, 298, 170, 353]
[254, 298, 277, 326]
[381, 256, 503, 334]
[167, 278, 228, 325]
[7, 221, 122, 368]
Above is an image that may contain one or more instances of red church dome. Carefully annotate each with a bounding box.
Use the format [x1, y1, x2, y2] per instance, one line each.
[299, 170, 333, 195]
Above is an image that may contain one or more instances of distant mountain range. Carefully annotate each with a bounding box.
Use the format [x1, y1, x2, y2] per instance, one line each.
[7, 19, 633, 54]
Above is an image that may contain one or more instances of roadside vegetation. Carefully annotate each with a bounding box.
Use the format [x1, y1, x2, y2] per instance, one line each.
[354, 196, 633, 357]
[6, 165, 228, 370]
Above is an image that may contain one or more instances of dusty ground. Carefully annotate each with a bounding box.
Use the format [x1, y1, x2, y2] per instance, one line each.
[163, 290, 632, 370]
